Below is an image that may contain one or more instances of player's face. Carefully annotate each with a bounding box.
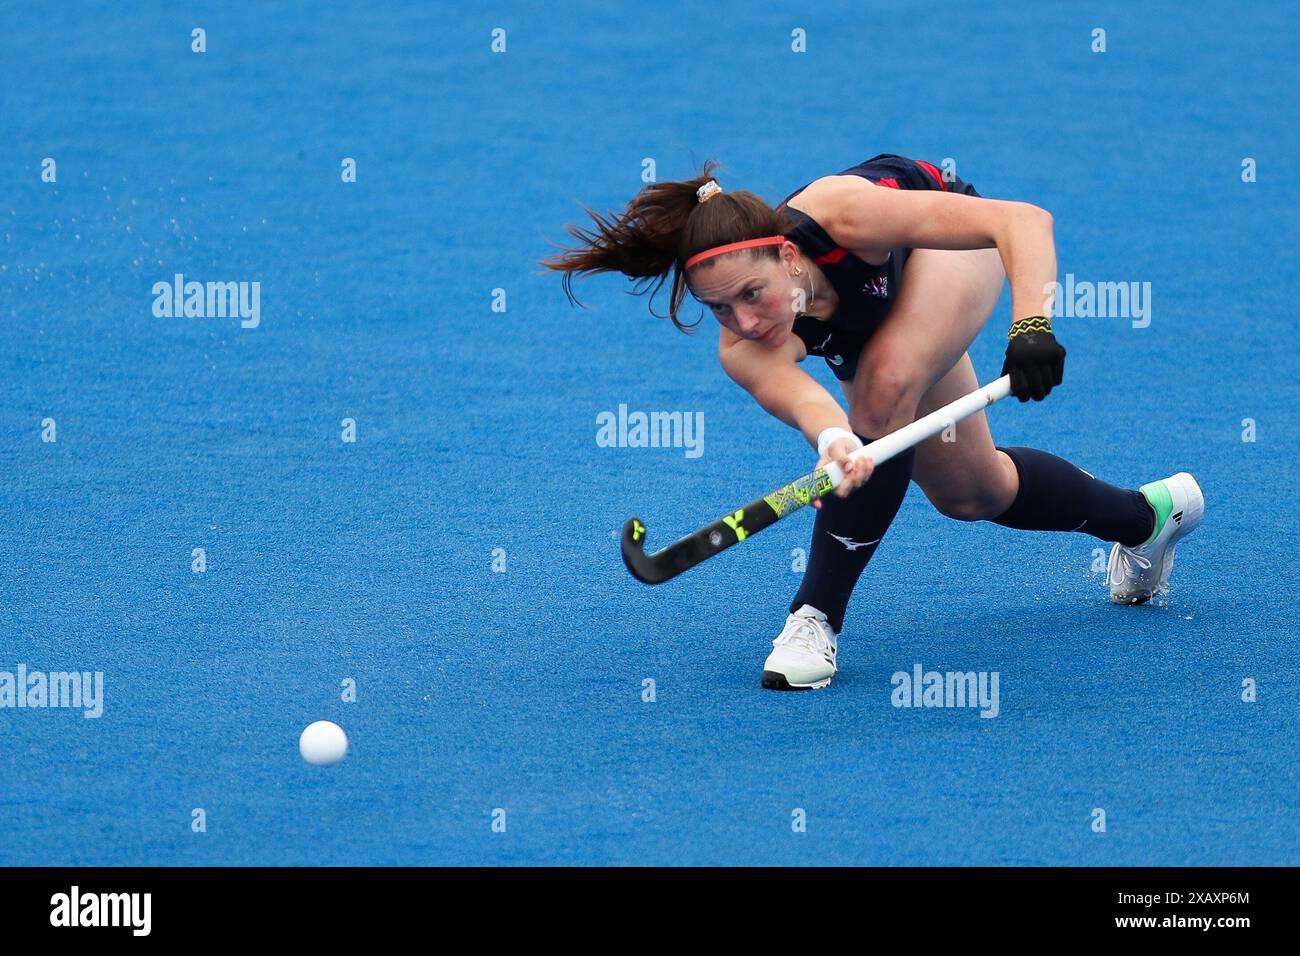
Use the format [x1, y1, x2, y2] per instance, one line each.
[689, 253, 799, 347]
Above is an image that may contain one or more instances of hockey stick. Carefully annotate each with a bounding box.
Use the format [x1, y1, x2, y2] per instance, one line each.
[621, 374, 1013, 584]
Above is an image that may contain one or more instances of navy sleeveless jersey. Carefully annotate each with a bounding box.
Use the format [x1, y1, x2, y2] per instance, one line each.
[775, 153, 981, 382]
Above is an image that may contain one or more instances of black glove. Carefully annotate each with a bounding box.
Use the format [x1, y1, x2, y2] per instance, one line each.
[1000, 316, 1066, 402]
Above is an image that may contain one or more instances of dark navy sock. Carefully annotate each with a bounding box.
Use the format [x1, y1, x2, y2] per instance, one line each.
[992, 446, 1155, 546]
[790, 433, 915, 634]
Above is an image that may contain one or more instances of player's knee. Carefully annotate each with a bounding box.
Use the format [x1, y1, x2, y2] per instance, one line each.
[849, 362, 919, 437]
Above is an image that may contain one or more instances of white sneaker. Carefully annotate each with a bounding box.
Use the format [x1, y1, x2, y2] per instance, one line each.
[762, 604, 839, 690]
[1108, 472, 1205, 605]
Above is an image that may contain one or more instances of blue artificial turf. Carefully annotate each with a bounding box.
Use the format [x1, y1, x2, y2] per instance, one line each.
[0, 0, 1296, 865]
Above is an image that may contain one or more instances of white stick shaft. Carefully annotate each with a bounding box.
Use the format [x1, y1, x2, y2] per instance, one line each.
[823, 375, 1012, 488]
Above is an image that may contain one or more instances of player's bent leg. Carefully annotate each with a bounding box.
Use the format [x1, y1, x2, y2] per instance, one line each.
[910, 358, 1164, 543]
[912, 354, 1204, 604]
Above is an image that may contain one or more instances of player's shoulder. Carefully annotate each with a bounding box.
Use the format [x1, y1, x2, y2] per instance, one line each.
[784, 175, 886, 231]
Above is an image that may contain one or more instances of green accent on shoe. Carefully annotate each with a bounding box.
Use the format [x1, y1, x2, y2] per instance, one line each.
[1138, 480, 1173, 548]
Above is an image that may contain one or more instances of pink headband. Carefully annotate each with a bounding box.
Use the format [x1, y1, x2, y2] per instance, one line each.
[684, 235, 787, 270]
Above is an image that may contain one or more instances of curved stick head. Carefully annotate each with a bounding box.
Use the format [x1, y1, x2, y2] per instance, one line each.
[621, 516, 671, 584]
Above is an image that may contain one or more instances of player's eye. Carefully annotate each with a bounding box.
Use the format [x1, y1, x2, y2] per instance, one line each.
[711, 288, 759, 312]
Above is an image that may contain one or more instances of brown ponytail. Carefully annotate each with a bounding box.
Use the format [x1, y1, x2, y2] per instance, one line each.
[539, 160, 790, 333]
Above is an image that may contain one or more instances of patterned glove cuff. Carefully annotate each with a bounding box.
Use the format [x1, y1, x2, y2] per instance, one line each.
[1008, 315, 1053, 339]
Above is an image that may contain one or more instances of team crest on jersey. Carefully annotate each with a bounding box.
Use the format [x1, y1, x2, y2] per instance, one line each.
[861, 276, 889, 298]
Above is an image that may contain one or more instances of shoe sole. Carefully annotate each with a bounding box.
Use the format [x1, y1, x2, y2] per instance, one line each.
[762, 670, 832, 691]
[1112, 592, 1153, 606]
